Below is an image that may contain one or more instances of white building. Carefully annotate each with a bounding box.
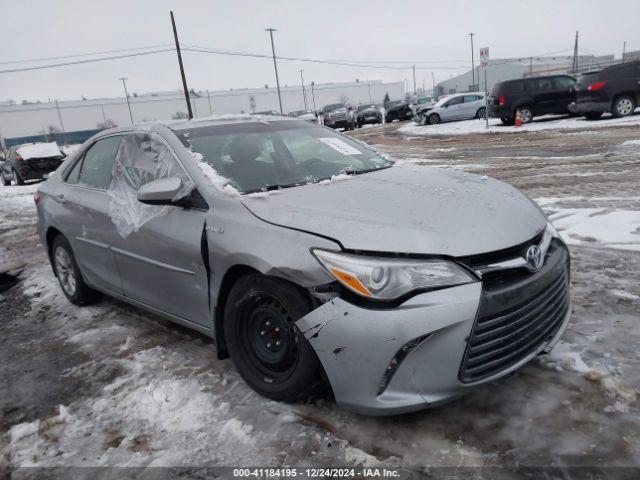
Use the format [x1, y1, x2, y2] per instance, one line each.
[0, 80, 404, 141]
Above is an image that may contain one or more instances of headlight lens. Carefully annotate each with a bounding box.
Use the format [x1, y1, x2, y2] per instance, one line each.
[312, 249, 476, 300]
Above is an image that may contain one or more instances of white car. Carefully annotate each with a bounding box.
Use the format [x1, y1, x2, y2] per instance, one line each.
[415, 92, 487, 125]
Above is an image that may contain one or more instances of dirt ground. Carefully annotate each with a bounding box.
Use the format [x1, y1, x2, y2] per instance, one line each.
[1, 117, 639, 478]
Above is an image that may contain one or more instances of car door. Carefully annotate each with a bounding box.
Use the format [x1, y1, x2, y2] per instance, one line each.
[107, 131, 211, 326]
[531, 77, 556, 114]
[551, 76, 576, 113]
[462, 95, 480, 119]
[442, 96, 464, 120]
[58, 135, 124, 294]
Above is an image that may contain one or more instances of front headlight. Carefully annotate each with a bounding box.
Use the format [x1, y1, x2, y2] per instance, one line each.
[312, 249, 477, 301]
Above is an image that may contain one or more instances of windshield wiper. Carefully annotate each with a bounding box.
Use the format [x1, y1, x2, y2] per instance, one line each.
[243, 182, 304, 194]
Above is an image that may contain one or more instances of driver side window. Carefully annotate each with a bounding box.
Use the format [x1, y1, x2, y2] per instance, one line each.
[446, 97, 463, 107]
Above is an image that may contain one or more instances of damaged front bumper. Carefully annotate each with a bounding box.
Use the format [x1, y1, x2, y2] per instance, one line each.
[296, 243, 571, 415]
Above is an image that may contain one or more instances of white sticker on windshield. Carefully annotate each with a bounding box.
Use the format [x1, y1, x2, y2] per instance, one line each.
[318, 137, 363, 155]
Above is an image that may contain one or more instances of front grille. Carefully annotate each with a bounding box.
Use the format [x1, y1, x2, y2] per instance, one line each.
[459, 239, 570, 383]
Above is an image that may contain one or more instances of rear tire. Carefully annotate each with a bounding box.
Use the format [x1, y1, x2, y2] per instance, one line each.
[516, 106, 534, 124]
[611, 95, 636, 118]
[428, 113, 441, 125]
[476, 107, 486, 119]
[224, 274, 322, 402]
[51, 235, 102, 306]
[584, 111, 603, 120]
[13, 169, 24, 186]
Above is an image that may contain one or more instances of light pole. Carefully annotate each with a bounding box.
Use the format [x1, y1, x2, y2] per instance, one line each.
[119, 77, 134, 125]
[299, 69, 307, 109]
[469, 33, 475, 89]
[412, 65, 417, 96]
[54, 100, 65, 133]
[310, 81, 316, 112]
[266, 28, 283, 115]
[623, 41, 627, 62]
[170, 11, 193, 119]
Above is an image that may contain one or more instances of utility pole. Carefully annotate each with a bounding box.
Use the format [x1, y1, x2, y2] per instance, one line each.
[469, 33, 475, 88]
[412, 65, 417, 96]
[299, 69, 307, 109]
[368, 81, 372, 103]
[571, 30, 579, 74]
[431, 72, 436, 94]
[119, 77, 134, 125]
[170, 11, 193, 119]
[206, 90, 213, 115]
[529, 57, 533, 76]
[54, 100, 65, 133]
[310, 81, 316, 111]
[266, 28, 283, 115]
[622, 41, 627, 62]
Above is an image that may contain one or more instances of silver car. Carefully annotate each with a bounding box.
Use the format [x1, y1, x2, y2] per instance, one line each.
[36, 115, 570, 415]
[415, 92, 487, 125]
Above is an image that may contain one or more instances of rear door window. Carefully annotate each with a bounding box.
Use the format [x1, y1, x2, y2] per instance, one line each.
[463, 95, 479, 103]
[445, 96, 463, 106]
[553, 77, 575, 89]
[532, 78, 553, 92]
[77, 136, 122, 189]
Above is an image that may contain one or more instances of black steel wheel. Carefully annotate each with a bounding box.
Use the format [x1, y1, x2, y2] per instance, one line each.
[224, 274, 322, 402]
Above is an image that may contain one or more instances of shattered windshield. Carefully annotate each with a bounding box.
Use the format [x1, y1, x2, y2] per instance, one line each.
[174, 120, 393, 194]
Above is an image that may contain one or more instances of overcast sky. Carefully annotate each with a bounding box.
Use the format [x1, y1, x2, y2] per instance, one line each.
[0, 0, 637, 103]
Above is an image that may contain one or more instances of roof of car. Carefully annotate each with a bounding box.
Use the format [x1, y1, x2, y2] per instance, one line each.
[95, 114, 297, 136]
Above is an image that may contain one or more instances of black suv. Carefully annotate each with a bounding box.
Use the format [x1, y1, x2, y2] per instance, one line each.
[488, 75, 576, 124]
[356, 104, 382, 127]
[569, 61, 640, 119]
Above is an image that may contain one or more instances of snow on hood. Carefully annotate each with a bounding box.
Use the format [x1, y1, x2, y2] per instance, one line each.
[242, 163, 546, 257]
[16, 142, 62, 160]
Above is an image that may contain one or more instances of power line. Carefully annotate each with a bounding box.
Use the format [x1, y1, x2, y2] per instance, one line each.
[0, 44, 174, 66]
[0, 48, 174, 74]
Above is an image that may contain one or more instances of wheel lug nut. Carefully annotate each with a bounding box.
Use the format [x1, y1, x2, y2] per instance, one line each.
[266, 321, 271, 326]
[267, 342, 272, 348]
[260, 330, 266, 336]
[275, 341, 281, 346]
[275, 327, 280, 332]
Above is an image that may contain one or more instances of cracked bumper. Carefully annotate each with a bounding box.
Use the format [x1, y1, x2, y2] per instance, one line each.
[297, 281, 570, 416]
[296, 283, 482, 415]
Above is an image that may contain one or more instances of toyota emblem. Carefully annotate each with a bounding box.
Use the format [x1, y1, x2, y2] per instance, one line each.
[525, 245, 543, 272]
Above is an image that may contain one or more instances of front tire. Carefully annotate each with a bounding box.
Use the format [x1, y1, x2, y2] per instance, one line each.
[224, 274, 322, 402]
[51, 235, 102, 306]
[428, 113, 441, 125]
[13, 169, 25, 186]
[612, 95, 636, 118]
[1, 171, 10, 186]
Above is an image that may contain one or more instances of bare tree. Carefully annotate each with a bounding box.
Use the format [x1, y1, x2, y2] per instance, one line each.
[97, 119, 117, 129]
[172, 111, 189, 120]
[339, 95, 352, 106]
[47, 125, 60, 134]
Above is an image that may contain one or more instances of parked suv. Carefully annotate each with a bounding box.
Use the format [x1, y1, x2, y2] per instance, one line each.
[36, 115, 570, 415]
[569, 61, 640, 119]
[356, 104, 382, 126]
[414, 92, 486, 125]
[322, 103, 355, 130]
[488, 75, 576, 124]
[1, 142, 66, 186]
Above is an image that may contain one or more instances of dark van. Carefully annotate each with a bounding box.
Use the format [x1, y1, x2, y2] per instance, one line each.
[488, 75, 576, 125]
[569, 61, 640, 119]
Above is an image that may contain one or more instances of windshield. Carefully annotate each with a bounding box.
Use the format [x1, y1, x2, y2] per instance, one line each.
[323, 103, 345, 113]
[358, 105, 378, 111]
[174, 120, 393, 194]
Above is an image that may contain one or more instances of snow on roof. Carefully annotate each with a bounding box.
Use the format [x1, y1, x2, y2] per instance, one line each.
[16, 142, 62, 160]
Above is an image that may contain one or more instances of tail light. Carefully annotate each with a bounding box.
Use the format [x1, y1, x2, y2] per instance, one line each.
[498, 95, 506, 107]
[587, 81, 606, 91]
[15, 156, 24, 162]
[34, 191, 41, 206]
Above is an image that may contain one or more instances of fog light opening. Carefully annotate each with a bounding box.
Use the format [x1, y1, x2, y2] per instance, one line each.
[377, 333, 431, 396]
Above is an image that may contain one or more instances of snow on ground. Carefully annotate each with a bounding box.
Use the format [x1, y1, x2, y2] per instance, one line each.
[398, 110, 640, 137]
[539, 204, 640, 252]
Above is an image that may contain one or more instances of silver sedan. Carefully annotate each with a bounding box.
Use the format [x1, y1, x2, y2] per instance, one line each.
[36, 116, 570, 415]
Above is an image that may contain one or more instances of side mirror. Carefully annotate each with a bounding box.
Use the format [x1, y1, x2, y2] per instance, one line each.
[137, 177, 187, 205]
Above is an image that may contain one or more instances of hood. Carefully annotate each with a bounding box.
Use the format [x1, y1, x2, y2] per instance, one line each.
[386, 103, 408, 112]
[242, 164, 546, 257]
[358, 108, 380, 115]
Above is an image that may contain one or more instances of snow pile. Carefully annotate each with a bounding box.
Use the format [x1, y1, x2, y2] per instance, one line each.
[318, 173, 352, 185]
[545, 207, 640, 252]
[398, 111, 640, 137]
[195, 161, 240, 196]
[16, 142, 62, 159]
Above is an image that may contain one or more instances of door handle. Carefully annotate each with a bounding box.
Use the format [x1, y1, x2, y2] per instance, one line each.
[56, 194, 66, 204]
